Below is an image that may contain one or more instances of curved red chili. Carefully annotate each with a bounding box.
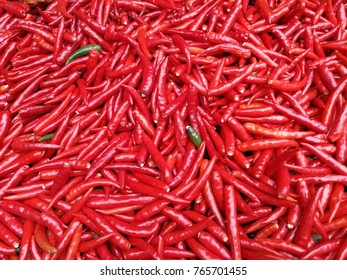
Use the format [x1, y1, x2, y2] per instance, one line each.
[34, 223, 57, 254]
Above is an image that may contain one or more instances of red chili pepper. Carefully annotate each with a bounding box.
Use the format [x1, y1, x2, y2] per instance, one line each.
[48, 218, 79, 260]
[66, 178, 119, 202]
[57, 0, 73, 19]
[128, 236, 161, 260]
[0, 200, 42, 224]
[177, 154, 213, 199]
[10, 141, 61, 154]
[245, 206, 288, 234]
[123, 85, 152, 125]
[285, 164, 332, 176]
[186, 238, 223, 260]
[18, 220, 34, 260]
[84, 132, 130, 179]
[321, 76, 347, 126]
[0, 110, 10, 146]
[171, 34, 192, 74]
[34, 223, 57, 254]
[230, 175, 294, 208]
[132, 172, 169, 192]
[106, 162, 160, 177]
[286, 204, 302, 230]
[301, 142, 347, 176]
[227, 116, 253, 142]
[254, 222, 279, 239]
[0, 207, 23, 239]
[82, 207, 131, 251]
[327, 183, 345, 223]
[241, 236, 294, 259]
[294, 187, 324, 248]
[0, 221, 20, 250]
[275, 162, 291, 199]
[203, 182, 225, 227]
[335, 126, 347, 163]
[65, 224, 82, 260]
[328, 101, 347, 142]
[323, 214, 347, 233]
[40, 211, 65, 241]
[301, 239, 341, 260]
[209, 62, 256, 96]
[198, 231, 232, 259]
[263, 100, 328, 133]
[256, 238, 305, 256]
[160, 215, 213, 245]
[291, 174, 347, 185]
[244, 122, 314, 139]
[0, 0, 29, 18]
[34, 91, 73, 134]
[0, 240, 16, 255]
[238, 138, 299, 152]
[253, 149, 274, 178]
[141, 131, 173, 184]
[0, 164, 28, 199]
[133, 109, 156, 137]
[171, 65, 208, 95]
[224, 185, 241, 260]
[79, 233, 113, 253]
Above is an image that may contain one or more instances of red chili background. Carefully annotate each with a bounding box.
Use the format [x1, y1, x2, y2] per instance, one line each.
[0, 0, 347, 260]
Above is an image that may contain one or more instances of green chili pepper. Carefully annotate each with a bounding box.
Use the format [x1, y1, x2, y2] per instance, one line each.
[39, 133, 54, 141]
[65, 44, 101, 64]
[186, 125, 202, 148]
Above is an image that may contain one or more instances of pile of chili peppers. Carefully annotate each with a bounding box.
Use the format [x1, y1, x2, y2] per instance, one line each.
[0, 0, 347, 260]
